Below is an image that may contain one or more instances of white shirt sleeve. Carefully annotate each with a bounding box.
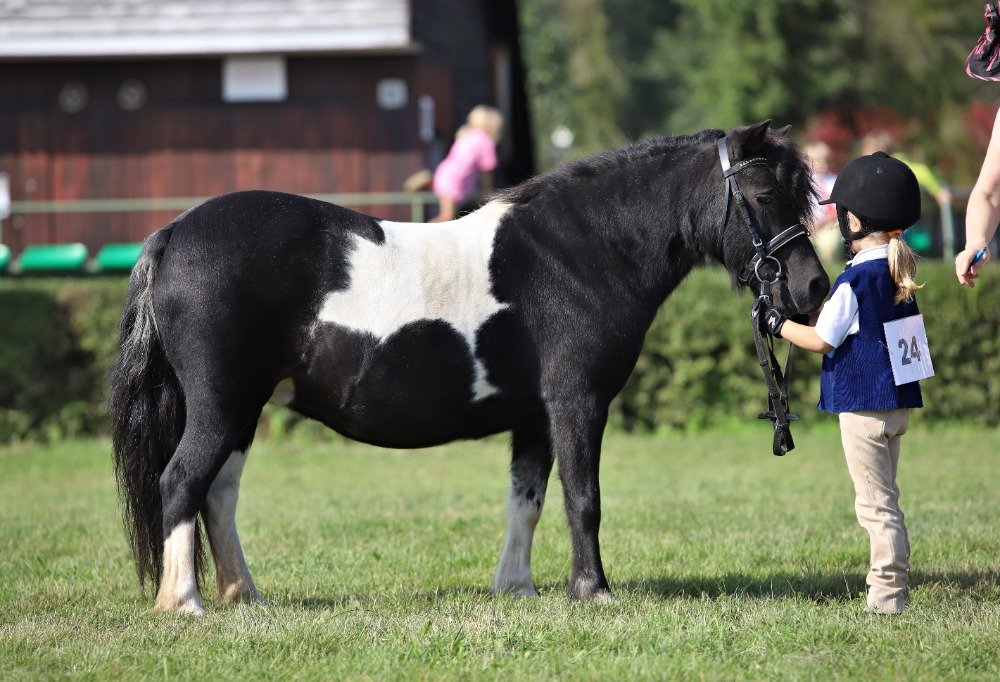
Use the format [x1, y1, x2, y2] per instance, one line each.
[813, 282, 858, 349]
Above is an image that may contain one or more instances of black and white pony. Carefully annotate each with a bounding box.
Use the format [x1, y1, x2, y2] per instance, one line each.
[111, 120, 830, 614]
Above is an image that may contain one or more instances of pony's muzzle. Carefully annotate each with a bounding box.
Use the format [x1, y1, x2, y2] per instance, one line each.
[803, 272, 831, 312]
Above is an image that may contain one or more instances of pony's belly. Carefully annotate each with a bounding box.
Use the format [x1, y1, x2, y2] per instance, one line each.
[291, 320, 514, 448]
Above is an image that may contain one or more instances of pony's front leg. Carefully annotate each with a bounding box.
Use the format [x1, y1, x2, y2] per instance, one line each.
[550, 396, 612, 601]
[204, 449, 262, 605]
[494, 425, 553, 596]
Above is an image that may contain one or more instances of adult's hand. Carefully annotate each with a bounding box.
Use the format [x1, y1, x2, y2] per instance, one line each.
[955, 245, 991, 287]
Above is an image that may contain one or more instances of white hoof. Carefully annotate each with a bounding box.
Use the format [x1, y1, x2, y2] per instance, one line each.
[494, 572, 540, 597]
[154, 597, 206, 616]
[154, 584, 206, 615]
[217, 580, 264, 606]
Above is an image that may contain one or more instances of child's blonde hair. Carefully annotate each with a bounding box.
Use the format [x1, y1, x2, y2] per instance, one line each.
[847, 211, 922, 304]
[887, 231, 922, 304]
[467, 105, 504, 142]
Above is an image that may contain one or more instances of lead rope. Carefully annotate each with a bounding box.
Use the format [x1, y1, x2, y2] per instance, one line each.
[750, 294, 798, 456]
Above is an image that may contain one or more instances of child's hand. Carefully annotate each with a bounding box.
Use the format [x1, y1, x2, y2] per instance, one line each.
[752, 299, 787, 337]
[762, 306, 787, 337]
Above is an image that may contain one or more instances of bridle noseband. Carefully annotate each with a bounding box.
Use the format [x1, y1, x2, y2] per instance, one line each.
[717, 134, 813, 457]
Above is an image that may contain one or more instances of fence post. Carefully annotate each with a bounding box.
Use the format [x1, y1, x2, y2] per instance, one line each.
[940, 200, 955, 258]
[411, 194, 425, 223]
[0, 172, 9, 245]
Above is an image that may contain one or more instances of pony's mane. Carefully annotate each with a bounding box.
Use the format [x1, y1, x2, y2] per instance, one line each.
[501, 128, 817, 228]
[756, 131, 818, 228]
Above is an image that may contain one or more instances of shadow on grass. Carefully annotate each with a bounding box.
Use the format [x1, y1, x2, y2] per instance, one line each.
[284, 585, 495, 610]
[279, 571, 1000, 609]
[615, 573, 866, 603]
[614, 569, 1000, 603]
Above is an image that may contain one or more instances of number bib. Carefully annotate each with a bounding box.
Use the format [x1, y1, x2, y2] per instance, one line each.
[883, 314, 934, 386]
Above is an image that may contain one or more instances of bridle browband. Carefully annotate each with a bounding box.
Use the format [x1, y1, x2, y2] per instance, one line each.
[716, 134, 813, 457]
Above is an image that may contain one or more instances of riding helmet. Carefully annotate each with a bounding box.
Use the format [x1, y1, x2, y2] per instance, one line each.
[818, 152, 921, 230]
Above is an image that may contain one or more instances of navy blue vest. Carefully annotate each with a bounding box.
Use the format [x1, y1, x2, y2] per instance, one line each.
[818, 258, 923, 413]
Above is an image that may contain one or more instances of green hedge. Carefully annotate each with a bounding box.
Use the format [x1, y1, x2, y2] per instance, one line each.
[1, 263, 998, 443]
[613, 264, 1000, 431]
[0, 278, 128, 442]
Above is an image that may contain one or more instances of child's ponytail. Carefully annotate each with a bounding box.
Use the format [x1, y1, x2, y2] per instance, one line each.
[887, 230, 922, 303]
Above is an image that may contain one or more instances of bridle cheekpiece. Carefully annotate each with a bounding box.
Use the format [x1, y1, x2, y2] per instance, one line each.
[716, 134, 813, 457]
[717, 135, 810, 293]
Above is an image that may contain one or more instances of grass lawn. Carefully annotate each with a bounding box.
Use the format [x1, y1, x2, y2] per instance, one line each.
[2, 426, 1000, 679]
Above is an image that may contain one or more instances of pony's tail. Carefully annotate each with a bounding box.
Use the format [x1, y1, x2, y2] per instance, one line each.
[110, 223, 193, 593]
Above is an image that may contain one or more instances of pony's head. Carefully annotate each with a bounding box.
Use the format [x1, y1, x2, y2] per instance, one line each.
[716, 120, 829, 316]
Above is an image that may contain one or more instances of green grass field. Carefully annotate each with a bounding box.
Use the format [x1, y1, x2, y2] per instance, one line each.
[2, 427, 1000, 679]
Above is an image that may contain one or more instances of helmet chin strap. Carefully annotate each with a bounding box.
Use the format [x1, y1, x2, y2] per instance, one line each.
[837, 206, 877, 247]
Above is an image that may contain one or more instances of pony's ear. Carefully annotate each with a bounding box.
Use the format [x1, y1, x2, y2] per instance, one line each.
[730, 119, 772, 159]
[774, 124, 792, 137]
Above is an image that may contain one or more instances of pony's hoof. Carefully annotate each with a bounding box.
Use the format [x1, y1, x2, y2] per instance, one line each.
[591, 590, 615, 603]
[218, 582, 265, 606]
[569, 589, 614, 603]
[493, 582, 540, 598]
[568, 576, 613, 602]
[493, 569, 540, 597]
[153, 598, 206, 616]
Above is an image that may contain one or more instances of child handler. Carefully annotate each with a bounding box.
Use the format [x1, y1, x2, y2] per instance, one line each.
[759, 152, 927, 614]
[429, 105, 503, 222]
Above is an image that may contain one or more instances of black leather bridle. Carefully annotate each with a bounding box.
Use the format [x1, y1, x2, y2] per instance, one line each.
[717, 135, 811, 288]
[717, 134, 813, 456]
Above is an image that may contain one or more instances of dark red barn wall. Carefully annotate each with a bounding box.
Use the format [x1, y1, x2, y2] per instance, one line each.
[0, 55, 454, 255]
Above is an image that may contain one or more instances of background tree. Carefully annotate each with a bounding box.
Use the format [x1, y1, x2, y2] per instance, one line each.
[519, 0, 995, 183]
[520, 0, 628, 168]
[649, 0, 840, 133]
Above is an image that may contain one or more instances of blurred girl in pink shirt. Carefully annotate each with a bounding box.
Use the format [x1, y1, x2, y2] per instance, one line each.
[430, 105, 504, 222]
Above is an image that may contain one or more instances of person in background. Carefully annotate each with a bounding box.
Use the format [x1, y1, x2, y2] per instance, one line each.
[957, 1, 1000, 285]
[804, 141, 840, 262]
[759, 153, 926, 614]
[429, 105, 504, 222]
[860, 131, 953, 209]
[402, 128, 451, 194]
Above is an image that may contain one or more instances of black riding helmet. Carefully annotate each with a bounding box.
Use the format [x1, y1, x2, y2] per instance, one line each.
[818, 151, 921, 245]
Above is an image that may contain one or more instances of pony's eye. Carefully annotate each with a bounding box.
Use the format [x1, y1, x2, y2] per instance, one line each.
[756, 194, 773, 205]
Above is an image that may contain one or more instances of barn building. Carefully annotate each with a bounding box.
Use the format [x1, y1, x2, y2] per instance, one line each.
[0, 0, 533, 262]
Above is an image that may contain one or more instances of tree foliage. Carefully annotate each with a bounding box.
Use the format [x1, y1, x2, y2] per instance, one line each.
[520, 0, 992, 181]
[520, 0, 628, 167]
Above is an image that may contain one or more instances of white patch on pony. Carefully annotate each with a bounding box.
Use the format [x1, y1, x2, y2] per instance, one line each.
[493, 487, 545, 597]
[154, 519, 204, 615]
[205, 450, 262, 604]
[472, 359, 497, 401]
[317, 201, 511, 401]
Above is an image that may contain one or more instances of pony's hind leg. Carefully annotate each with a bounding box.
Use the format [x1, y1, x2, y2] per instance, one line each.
[156, 517, 202, 615]
[494, 426, 554, 597]
[203, 417, 263, 605]
[155, 402, 261, 615]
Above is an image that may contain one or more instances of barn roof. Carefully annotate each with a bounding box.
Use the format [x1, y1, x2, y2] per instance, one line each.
[0, 0, 413, 59]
